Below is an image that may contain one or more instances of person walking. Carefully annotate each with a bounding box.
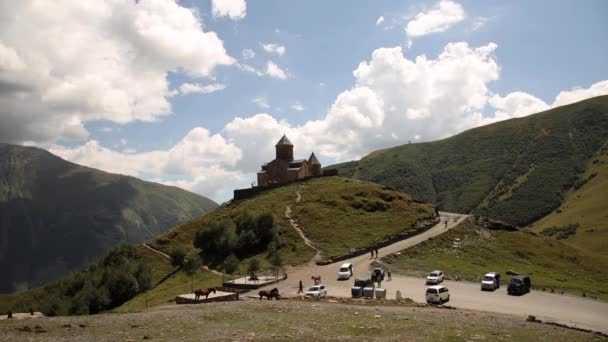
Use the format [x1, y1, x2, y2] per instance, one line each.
[370, 249, 374, 259]
[297, 280, 303, 294]
[444, 219, 448, 229]
[387, 271, 392, 281]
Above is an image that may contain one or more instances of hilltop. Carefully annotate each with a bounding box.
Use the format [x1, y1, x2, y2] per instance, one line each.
[0, 143, 217, 293]
[326, 95, 608, 229]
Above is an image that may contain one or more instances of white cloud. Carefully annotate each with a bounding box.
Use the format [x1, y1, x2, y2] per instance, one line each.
[179, 82, 226, 95]
[252, 97, 270, 109]
[470, 16, 489, 32]
[376, 16, 385, 26]
[406, 0, 465, 37]
[211, 0, 246, 20]
[242, 48, 255, 59]
[487, 80, 608, 122]
[262, 43, 286, 56]
[50, 127, 243, 201]
[265, 61, 288, 80]
[0, 0, 234, 144]
[291, 102, 305, 112]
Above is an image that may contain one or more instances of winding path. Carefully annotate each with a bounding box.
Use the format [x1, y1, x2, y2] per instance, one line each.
[284, 187, 322, 264]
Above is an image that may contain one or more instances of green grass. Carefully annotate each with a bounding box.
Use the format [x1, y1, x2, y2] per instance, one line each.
[115, 248, 222, 313]
[325, 95, 608, 228]
[148, 177, 435, 267]
[292, 177, 436, 259]
[383, 217, 608, 300]
[528, 142, 608, 256]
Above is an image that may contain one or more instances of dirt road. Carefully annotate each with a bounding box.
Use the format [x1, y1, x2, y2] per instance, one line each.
[260, 213, 608, 334]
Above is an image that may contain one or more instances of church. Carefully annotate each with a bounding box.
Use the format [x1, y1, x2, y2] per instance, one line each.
[257, 135, 321, 187]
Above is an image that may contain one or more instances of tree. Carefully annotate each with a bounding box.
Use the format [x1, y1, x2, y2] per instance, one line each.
[169, 245, 187, 267]
[223, 254, 240, 275]
[183, 254, 202, 292]
[247, 257, 260, 277]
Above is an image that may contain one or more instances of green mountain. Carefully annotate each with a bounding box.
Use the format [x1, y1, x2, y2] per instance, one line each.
[0, 143, 218, 293]
[326, 95, 608, 228]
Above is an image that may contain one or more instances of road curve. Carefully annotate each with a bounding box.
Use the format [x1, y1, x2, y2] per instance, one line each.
[260, 213, 608, 334]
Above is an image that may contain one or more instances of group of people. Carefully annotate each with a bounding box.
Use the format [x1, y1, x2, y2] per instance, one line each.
[370, 247, 380, 259]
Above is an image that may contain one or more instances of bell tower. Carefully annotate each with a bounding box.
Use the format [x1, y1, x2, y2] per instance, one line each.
[275, 134, 294, 161]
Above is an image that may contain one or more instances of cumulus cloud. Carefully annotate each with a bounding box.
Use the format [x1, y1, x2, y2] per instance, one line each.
[262, 43, 286, 56]
[179, 82, 226, 95]
[406, 0, 465, 37]
[0, 0, 233, 144]
[487, 80, 608, 123]
[211, 0, 247, 20]
[50, 127, 242, 200]
[265, 61, 288, 80]
[376, 16, 385, 26]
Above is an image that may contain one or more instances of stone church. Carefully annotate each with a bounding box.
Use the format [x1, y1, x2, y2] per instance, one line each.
[257, 135, 321, 187]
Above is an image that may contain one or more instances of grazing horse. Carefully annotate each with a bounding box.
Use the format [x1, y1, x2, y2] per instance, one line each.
[259, 288, 280, 300]
[311, 275, 321, 285]
[194, 287, 216, 301]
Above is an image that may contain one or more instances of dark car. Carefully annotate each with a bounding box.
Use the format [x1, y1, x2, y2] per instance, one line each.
[507, 275, 531, 295]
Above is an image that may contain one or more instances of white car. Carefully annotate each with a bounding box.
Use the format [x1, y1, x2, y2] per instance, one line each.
[426, 285, 450, 304]
[305, 285, 327, 298]
[481, 272, 501, 291]
[338, 263, 353, 280]
[426, 270, 444, 284]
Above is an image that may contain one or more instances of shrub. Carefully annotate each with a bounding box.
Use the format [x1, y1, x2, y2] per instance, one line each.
[169, 245, 187, 267]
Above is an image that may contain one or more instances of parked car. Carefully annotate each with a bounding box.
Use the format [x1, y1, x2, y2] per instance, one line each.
[507, 275, 531, 295]
[305, 285, 327, 298]
[426, 270, 444, 284]
[338, 263, 353, 280]
[426, 285, 450, 304]
[481, 272, 501, 291]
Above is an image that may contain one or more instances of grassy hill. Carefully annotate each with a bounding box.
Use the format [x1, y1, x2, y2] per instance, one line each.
[148, 177, 436, 269]
[325, 95, 608, 228]
[0, 143, 217, 293]
[1, 176, 436, 315]
[528, 142, 608, 255]
[383, 216, 608, 300]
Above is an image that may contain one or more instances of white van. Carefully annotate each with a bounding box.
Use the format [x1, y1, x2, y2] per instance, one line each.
[426, 285, 450, 304]
[481, 272, 501, 291]
[338, 263, 353, 280]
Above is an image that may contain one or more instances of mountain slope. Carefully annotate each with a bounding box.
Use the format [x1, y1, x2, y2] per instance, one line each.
[528, 141, 608, 255]
[0, 143, 218, 293]
[325, 95, 608, 228]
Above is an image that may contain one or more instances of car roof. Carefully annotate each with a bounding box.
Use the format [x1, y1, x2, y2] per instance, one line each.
[340, 263, 352, 267]
[485, 272, 499, 276]
[512, 275, 529, 279]
[430, 270, 442, 273]
[427, 285, 446, 290]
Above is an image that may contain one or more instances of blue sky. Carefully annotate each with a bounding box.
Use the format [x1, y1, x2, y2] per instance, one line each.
[1, 0, 607, 201]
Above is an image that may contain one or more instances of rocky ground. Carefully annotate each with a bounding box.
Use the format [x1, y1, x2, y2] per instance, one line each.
[0, 298, 604, 341]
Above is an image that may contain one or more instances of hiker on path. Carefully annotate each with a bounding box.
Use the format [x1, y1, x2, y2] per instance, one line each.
[298, 280, 303, 294]
[370, 250, 374, 259]
[387, 271, 392, 281]
[445, 220, 448, 229]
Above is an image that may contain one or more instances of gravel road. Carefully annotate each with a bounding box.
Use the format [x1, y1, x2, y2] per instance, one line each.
[260, 212, 608, 334]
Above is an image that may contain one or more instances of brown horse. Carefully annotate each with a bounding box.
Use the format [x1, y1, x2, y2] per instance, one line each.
[194, 287, 216, 301]
[259, 288, 280, 300]
[311, 275, 321, 285]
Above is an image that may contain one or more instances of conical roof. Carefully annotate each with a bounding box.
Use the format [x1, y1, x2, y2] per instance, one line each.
[275, 134, 293, 146]
[308, 152, 321, 165]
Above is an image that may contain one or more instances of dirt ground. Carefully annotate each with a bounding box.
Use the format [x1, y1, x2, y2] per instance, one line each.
[0, 299, 604, 341]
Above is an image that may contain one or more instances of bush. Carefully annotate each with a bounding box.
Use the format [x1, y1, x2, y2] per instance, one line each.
[169, 245, 187, 267]
[223, 254, 240, 275]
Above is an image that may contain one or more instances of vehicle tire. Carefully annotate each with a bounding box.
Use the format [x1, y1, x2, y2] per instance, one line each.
[446, 295, 450, 302]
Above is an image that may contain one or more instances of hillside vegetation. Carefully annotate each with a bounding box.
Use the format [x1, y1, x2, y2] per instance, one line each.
[383, 217, 608, 300]
[148, 177, 436, 271]
[0, 144, 217, 293]
[326, 95, 608, 228]
[528, 142, 608, 256]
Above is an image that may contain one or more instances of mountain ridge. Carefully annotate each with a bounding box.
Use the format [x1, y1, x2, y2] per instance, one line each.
[0, 143, 218, 293]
